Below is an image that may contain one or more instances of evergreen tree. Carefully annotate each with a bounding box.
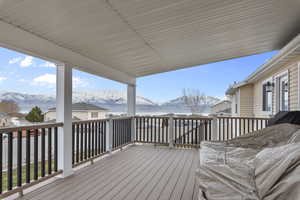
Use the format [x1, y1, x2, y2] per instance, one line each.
[25, 106, 44, 122]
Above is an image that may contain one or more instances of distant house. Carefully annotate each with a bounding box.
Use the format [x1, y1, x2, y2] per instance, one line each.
[226, 35, 300, 118]
[44, 102, 109, 121]
[0, 112, 11, 127]
[211, 100, 232, 116]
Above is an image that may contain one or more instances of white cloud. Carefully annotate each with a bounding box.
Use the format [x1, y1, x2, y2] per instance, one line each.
[33, 74, 56, 87]
[18, 78, 28, 83]
[40, 61, 56, 68]
[73, 77, 89, 88]
[32, 74, 88, 89]
[0, 77, 7, 83]
[9, 57, 22, 64]
[20, 56, 34, 67]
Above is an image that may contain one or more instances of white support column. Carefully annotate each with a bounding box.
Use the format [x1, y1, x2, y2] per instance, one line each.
[211, 115, 218, 141]
[127, 83, 136, 116]
[168, 114, 174, 148]
[106, 115, 113, 152]
[56, 63, 73, 177]
[127, 83, 136, 143]
[131, 117, 136, 142]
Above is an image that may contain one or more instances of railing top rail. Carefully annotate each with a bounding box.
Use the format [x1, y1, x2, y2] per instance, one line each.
[217, 116, 270, 120]
[173, 116, 213, 120]
[72, 118, 109, 124]
[135, 115, 169, 119]
[0, 122, 63, 134]
[111, 116, 134, 120]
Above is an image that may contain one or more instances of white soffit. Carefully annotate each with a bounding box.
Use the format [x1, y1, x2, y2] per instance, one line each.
[0, 0, 300, 83]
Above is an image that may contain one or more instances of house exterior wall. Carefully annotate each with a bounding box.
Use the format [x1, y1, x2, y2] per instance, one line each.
[0, 117, 12, 127]
[211, 100, 231, 114]
[239, 84, 254, 117]
[230, 90, 240, 117]
[253, 57, 300, 117]
[44, 110, 108, 121]
[229, 85, 253, 117]
[87, 111, 108, 120]
[253, 79, 271, 117]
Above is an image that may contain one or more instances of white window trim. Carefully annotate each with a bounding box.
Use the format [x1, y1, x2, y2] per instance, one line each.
[262, 77, 273, 114]
[274, 70, 289, 79]
[298, 63, 300, 110]
[237, 89, 240, 115]
[274, 70, 289, 113]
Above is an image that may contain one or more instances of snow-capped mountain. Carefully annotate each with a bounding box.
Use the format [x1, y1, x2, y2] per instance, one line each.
[161, 96, 220, 105]
[72, 91, 156, 105]
[0, 91, 220, 113]
[160, 96, 220, 113]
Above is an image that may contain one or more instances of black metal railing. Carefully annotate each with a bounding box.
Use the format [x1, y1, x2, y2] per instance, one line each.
[0, 123, 62, 196]
[72, 119, 107, 166]
[0, 115, 271, 198]
[173, 117, 212, 147]
[135, 116, 169, 144]
[112, 117, 132, 150]
[217, 117, 269, 141]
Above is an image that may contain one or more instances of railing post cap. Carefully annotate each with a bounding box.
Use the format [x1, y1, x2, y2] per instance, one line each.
[210, 114, 218, 119]
[168, 113, 175, 117]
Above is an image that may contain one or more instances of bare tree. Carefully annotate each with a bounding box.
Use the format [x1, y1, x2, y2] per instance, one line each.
[182, 89, 207, 114]
[0, 100, 20, 113]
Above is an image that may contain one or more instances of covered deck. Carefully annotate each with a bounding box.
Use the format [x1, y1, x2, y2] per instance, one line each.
[19, 145, 199, 200]
[0, 0, 300, 199]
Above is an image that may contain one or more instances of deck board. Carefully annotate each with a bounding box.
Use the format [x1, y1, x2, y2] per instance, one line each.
[20, 145, 199, 200]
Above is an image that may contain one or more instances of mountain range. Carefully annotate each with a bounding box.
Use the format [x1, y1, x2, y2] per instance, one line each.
[0, 91, 220, 114]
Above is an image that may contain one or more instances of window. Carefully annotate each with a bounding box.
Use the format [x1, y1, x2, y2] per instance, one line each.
[234, 91, 239, 114]
[262, 82, 273, 112]
[278, 74, 289, 111]
[91, 112, 98, 118]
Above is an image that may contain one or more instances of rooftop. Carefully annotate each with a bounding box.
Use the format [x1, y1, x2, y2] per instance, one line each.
[226, 33, 300, 95]
[48, 103, 108, 112]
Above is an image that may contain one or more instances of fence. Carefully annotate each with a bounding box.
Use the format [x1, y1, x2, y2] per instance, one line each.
[0, 123, 63, 196]
[112, 117, 133, 150]
[135, 116, 169, 145]
[72, 119, 108, 166]
[135, 116, 269, 147]
[217, 117, 269, 140]
[0, 115, 269, 197]
[173, 117, 213, 147]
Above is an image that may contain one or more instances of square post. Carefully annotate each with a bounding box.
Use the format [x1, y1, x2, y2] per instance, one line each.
[106, 115, 113, 152]
[127, 83, 136, 142]
[127, 83, 136, 116]
[212, 115, 218, 141]
[56, 63, 73, 177]
[168, 114, 174, 148]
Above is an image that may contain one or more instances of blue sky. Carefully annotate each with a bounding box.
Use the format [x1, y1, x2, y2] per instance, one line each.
[0, 47, 277, 102]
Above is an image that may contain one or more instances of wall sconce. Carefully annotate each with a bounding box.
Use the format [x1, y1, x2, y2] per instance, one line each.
[265, 81, 274, 92]
[282, 82, 289, 92]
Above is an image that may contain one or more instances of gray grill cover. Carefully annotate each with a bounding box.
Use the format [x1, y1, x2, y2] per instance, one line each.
[197, 123, 300, 200]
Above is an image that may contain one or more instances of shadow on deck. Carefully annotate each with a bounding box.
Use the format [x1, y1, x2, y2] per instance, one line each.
[18, 145, 199, 200]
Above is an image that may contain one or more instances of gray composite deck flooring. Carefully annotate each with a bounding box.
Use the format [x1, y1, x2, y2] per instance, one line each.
[20, 145, 199, 200]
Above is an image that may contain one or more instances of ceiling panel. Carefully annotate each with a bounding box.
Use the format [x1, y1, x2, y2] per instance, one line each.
[0, 0, 300, 80]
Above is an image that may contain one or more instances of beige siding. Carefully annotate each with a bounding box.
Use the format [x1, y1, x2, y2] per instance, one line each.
[45, 111, 88, 121]
[253, 57, 300, 117]
[211, 101, 231, 114]
[87, 111, 108, 120]
[239, 85, 254, 117]
[253, 79, 272, 118]
[289, 62, 299, 111]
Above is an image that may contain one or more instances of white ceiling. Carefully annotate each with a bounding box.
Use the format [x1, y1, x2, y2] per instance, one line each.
[0, 0, 300, 84]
